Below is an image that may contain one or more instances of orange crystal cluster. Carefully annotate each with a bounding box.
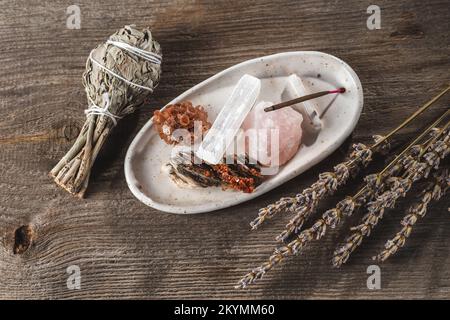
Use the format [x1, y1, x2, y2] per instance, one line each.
[153, 101, 211, 145]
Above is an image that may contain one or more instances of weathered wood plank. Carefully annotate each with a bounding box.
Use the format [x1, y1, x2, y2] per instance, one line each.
[0, 0, 449, 299]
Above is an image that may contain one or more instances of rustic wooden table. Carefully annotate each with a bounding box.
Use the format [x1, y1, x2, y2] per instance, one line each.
[0, 0, 449, 299]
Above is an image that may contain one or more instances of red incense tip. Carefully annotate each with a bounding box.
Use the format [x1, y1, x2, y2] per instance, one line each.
[329, 87, 346, 94]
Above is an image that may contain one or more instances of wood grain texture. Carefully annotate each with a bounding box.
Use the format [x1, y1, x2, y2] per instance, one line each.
[0, 0, 449, 299]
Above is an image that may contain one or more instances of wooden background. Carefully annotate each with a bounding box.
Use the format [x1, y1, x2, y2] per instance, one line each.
[0, 0, 449, 299]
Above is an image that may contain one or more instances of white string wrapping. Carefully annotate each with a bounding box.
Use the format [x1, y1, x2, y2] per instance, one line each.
[107, 40, 162, 65]
[88, 51, 155, 92]
[84, 93, 122, 126]
[85, 40, 162, 125]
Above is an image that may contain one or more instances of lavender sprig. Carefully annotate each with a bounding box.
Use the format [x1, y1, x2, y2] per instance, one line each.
[332, 128, 450, 267]
[236, 124, 447, 288]
[236, 159, 401, 288]
[375, 169, 449, 262]
[250, 86, 450, 231]
[250, 141, 375, 230]
[275, 126, 445, 243]
[273, 140, 386, 242]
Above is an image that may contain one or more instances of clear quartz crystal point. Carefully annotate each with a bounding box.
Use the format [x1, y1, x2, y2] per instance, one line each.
[285, 74, 322, 131]
[196, 74, 261, 164]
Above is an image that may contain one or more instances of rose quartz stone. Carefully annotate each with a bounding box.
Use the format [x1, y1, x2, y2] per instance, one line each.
[241, 101, 303, 166]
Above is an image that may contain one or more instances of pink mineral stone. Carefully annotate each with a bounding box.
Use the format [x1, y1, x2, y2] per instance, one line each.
[241, 101, 303, 166]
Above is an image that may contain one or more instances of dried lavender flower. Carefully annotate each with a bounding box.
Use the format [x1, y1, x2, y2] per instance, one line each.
[332, 128, 450, 267]
[237, 125, 449, 288]
[274, 142, 383, 242]
[373, 134, 391, 155]
[250, 117, 444, 232]
[376, 169, 449, 262]
[237, 97, 450, 289]
[249, 91, 449, 231]
[238, 188, 375, 288]
[274, 133, 428, 243]
[249, 136, 390, 230]
[251, 110, 446, 232]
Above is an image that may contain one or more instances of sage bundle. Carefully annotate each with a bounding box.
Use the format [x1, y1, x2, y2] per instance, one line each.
[50, 26, 162, 197]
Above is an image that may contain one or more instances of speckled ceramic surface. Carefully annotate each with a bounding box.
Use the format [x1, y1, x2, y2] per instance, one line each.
[124, 51, 363, 214]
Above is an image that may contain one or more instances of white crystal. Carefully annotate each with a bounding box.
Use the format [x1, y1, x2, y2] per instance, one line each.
[284, 74, 322, 132]
[196, 74, 261, 164]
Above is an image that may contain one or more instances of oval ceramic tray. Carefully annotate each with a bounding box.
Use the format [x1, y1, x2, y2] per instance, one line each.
[124, 51, 363, 214]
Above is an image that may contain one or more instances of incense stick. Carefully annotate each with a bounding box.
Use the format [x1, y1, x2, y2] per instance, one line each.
[264, 88, 346, 112]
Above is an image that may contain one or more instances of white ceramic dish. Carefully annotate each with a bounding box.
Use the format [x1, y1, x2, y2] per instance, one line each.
[124, 51, 363, 214]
